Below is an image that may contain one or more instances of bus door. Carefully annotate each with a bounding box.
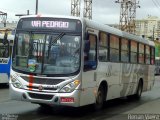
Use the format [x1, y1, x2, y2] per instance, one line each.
[81, 31, 98, 106]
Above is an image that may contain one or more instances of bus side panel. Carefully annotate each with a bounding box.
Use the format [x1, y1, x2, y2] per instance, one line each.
[144, 65, 155, 91]
[0, 58, 11, 83]
[97, 62, 121, 100]
[119, 63, 137, 97]
[119, 63, 151, 97]
[119, 63, 154, 96]
[80, 70, 97, 106]
[80, 62, 121, 106]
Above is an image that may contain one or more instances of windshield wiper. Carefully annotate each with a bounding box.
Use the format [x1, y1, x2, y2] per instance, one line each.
[51, 32, 65, 46]
[48, 32, 65, 58]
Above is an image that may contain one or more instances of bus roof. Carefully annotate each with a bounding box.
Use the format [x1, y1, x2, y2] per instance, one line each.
[20, 14, 83, 21]
[19, 15, 154, 47]
[84, 19, 154, 46]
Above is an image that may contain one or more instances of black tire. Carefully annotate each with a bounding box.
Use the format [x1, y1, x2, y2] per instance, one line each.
[94, 86, 105, 110]
[134, 81, 143, 100]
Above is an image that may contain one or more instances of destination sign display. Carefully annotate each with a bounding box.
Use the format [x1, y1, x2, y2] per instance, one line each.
[31, 21, 69, 28]
[18, 18, 81, 31]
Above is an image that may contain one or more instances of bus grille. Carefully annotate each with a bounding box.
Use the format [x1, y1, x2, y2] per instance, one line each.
[26, 86, 58, 91]
[21, 76, 64, 85]
[28, 93, 53, 100]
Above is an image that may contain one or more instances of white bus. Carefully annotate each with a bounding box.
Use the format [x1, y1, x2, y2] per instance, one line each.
[0, 33, 14, 84]
[10, 15, 155, 109]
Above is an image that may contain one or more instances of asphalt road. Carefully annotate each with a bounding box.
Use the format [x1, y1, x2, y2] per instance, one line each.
[0, 76, 160, 120]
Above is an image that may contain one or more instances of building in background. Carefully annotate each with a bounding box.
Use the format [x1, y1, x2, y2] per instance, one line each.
[0, 21, 17, 35]
[135, 16, 160, 41]
[109, 16, 160, 41]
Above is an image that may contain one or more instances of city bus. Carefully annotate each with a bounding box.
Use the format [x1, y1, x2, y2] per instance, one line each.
[0, 33, 14, 84]
[10, 15, 155, 109]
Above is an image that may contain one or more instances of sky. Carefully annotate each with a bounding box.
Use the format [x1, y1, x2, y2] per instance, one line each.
[0, 0, 160, 24]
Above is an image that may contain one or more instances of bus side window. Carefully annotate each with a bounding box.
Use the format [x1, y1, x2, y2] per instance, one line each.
[99, 32, 108, 62]
[130, 41, 138, 63]
[151, 47, 155, 65]
[84, 34, 97, 71]
[110, 35, 119, 62]
[145, 45, 150, 64]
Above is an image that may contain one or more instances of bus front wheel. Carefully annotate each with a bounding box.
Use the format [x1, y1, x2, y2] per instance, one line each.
[94, 86, 105, 110]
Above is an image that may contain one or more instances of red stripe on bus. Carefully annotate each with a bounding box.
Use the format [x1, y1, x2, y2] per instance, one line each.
[29, 75, 34, 90]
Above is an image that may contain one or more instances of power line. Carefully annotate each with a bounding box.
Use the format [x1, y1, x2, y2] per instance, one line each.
[152, 0, 160, 10]
[154, 0, 160, 8]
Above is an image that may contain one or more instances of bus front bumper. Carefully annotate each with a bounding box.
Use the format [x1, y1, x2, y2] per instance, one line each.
[9, 83, 80, 107]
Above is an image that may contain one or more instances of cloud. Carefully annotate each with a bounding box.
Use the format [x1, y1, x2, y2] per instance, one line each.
[0, 0, 160, 24]
[38, 0, 71, 15]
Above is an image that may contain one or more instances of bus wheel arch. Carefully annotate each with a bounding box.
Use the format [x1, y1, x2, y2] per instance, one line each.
[94, 80, 108, 110]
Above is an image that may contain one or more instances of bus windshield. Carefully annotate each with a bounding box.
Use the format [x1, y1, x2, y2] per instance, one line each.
[0, 39, 9, 58]
[12, 32, 81, 75]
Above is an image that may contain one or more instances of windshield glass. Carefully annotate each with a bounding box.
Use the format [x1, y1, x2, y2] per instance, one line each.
[12, 32, 81, 75]
[0, 39, 9, 58]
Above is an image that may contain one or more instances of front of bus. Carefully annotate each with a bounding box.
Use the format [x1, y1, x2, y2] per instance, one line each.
[10, 15, 82, 107]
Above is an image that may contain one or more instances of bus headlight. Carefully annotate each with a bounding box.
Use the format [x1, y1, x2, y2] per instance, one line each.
[12, 82, 22, 88]
[10, 75, 23, 89]
[60, 80, 80, 93]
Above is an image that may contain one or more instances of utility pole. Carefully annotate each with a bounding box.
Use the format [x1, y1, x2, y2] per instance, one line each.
[15, 10, 30, 17]
[83, 0, 92, 19]
[115, 0, 140, 34]
[71, 0, 81, 17]
[128, 0, 140, 34]
[35, 0, 38, 15]
[0, 11, 7, 27]
[115, 0, 130, 32]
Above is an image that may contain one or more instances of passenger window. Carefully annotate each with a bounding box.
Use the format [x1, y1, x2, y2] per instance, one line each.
[130, 41, 137, 63]
[151, 47, 155, 65]
[145, 45, 150, 64]
[110, 35, 119, 62]
[89, 35, 96, 61]
[99, 32, 108, 62]
[139, 43, 144, 64]
[121, 38, 129, 62]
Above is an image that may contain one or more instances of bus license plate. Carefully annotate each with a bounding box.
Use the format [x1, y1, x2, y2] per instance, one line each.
[60, 97, 74, 103]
